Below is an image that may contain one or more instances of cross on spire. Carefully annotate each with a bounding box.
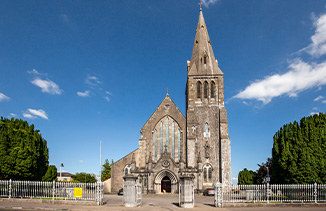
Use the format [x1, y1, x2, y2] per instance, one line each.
[166, 88, 169, 94]
[199, 2, 203, 10]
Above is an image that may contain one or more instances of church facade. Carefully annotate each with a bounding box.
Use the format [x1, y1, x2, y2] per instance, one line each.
[110, 9, 231, 194]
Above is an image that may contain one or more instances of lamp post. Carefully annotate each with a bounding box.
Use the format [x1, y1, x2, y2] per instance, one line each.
[60, 163, 64, 181]
[266, 167, 270, 183]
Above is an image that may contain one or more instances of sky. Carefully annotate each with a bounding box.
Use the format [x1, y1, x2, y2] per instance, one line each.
[1, 0, 326, 183]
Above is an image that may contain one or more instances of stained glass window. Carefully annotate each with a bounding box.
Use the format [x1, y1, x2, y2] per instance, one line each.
[203, 164, 212, 183]
[178, 129, 181, 161]
[160, 122, 163, 154]
[166, 117, 169, 152]
[172, 121, 175, 160]
[155, 130, 157, 161]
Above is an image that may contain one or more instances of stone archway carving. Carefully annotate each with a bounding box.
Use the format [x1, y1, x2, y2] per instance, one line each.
[154, 170, 178, 194]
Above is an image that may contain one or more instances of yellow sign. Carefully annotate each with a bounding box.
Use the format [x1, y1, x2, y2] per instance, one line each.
[74, 188, 82, 198]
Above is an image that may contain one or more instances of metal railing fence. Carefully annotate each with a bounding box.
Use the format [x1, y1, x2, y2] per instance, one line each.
[0, 179, 103, 205]
[215, 183, 326, 206]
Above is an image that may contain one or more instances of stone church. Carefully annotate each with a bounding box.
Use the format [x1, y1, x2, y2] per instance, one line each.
[110, 8, 231, 194]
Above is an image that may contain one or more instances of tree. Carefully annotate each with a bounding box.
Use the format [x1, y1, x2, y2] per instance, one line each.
[72, 172, 97, 183]
[101, 159, 112, 181]
[253, 158, 272, 184]
[0, 117, 49, 180]
[238, 168, 255, 185]
[271, 112, 326, 184]
[42, 165, 57, 181]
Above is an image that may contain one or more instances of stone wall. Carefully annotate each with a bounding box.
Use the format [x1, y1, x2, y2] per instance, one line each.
[110, 149, 139, 193]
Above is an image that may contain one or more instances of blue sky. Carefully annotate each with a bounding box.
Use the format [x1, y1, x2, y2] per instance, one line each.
[1, 0, 326, 183]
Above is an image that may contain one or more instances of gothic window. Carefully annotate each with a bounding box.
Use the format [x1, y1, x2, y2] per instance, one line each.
[204, 55, 207, 64]
[160, 122, 163, 154]
[172, 121, 175, 160]
[204, 81, 208, 98]
[166, 117, 169, 152]
[144, 177, 147, 186]
[211, 81, 215, 98]
[204, 123, 209, 137]
[178, 129, 181, 161]
[155, 130, 157, 161]
[203, 164, 212, 183]
[124, 164, 131, 176]
[197, 81, 202, 99]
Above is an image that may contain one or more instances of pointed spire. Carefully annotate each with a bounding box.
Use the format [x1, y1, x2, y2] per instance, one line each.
[188, 9, 223, 76]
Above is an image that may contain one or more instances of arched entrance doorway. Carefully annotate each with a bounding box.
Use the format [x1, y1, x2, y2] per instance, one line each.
[161, 176, 171, 193]
[154, 169, 178, 194]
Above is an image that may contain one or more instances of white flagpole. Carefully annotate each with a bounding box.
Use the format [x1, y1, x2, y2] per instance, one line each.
[100, 140, 102, 182]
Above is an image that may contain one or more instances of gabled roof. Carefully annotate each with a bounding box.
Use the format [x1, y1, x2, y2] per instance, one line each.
[56, 172, 73, 177]
[140, 93, 185, 132]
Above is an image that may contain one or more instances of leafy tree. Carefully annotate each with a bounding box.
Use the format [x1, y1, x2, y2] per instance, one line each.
[101, 159, 112, 181]
[238, 168, 255, 185]
[253, 158, 272, 184]
[271, 112, 326, 184]
[42, 165, 57, 181]
[72, 172, 97, 183]
[0, 117, 49, 180]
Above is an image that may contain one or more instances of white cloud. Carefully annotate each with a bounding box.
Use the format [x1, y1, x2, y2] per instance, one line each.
[23, 108, 48, 120]
[234, 60, 326, 104]
[0, 93, 10, 102]
[27, 69, 41, 75]
[23, 113, 35, 119]
[9, 113, 17, 117]
[104, 91, 112, 102]
[77, 90, 91, 97]
[314, 95, 324, 101]
[235, 13, 326, 105]
[242, 101, 251, 106]
[104, 96, 110, 102]
[31, 78, 63, 95]
[322, 100, 326, 104]
[79, 160, 85, 163]
[310, 111, 319, 115]
[85, 75, 101, 86]
[201, 0, 219, 7]
[305, 14, 326, 57]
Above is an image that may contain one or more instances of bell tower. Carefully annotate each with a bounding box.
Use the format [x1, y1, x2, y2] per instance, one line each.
[186, 8, 231, 186]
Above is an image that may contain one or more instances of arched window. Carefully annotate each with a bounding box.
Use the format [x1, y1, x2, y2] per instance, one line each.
[166, 117, 169, 152]
[197, 81, 202, 99]
[178, 129, 181, 161]
[172, 121, 175, 160]
[203, 164, 212, 183]
[160, 122, 163, 154]
[211, 81, 215, 98]
[124, 164, 131, 176]
[155, 130, 157, 161]
[204, 81, 208, 99]
[204, 55, 207, 64]
[204, 123, 209, 137]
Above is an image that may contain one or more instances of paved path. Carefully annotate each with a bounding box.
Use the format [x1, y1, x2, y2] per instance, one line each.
[1, 194, 326, 211]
